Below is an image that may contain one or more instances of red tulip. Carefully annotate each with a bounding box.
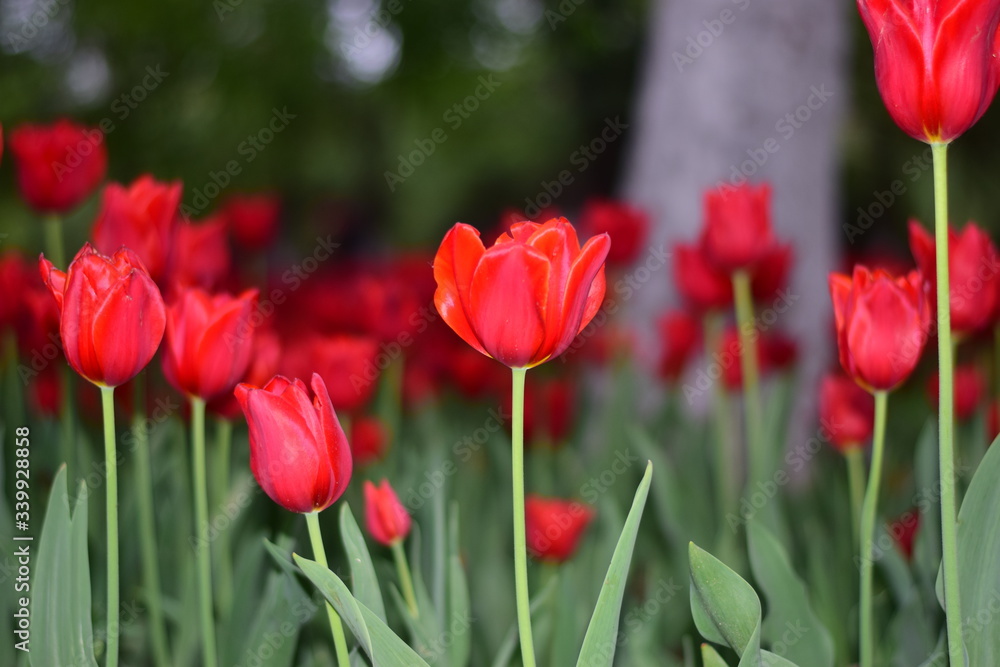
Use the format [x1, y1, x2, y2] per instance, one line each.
[364, 479, 412, 546]
[9, 119, 108, 213]
[524, 495, 595, 563]
[820, 374, 875, 451]
[927, 364, 985, 421]
[856, 0, 1000, 143]
[539, 378, 574, 444]
[719, 328, 798, 391]
[162, 288, 259, 401]
[751, 243, 794, 302]
[39, 243, 165, 388]
[433, 218, 610, 369]
[657, 310, 701, 382]
[168, 216, 232, 294]
[30, 366, 62, 417]
[908, 220, 1000, 335]
[235, 373, 352, 514]
[351, 416, 388, 466]
[220, 193, 281, 250]
[208, 328, 282, 419]
[673, 243, 733, 311]
[283, 334, 380, 412]
[887, 509, 920, 561]
[92, 175, 182, 282]
[579, 198, 649, 267]
[0, 252, 30, 332]
[701, 183, 776, 273]
[829, 265, 931, 391]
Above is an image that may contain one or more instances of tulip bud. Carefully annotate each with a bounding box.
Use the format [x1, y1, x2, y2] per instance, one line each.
[364, 479, 412, 546]
[579, 198, 649, 267]
[524, 495, 595, 563]
[701, 183, 776, 273]
[820, 374, 875, 452]
[927, 364, 985, 422]
[9, 119, 107, 213]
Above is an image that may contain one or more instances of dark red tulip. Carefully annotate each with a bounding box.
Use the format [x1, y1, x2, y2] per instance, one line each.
[30, 366, 61, 417]
[701, 183, 776, 273]
[908, 220, 1000, 335]
[524, 495, 595, 563]
[235, 373, 352, 514]
[829, 266, 931, 392]
[579, 198, 649, 267]
[657, 310, 701, 382]
[208, 328, 282, 420]
[9, 119, 107, 213]
[39, 243, 165, 388]
[283, 334, 380, 413]
[351, 416, 388, 466]
[857, 0, 1000, 143]
[719, 328, 798, 391]
[0, 252, 30, 332]
[92, 175, 182, 282]
[168, 216, 232, 294]
[820, 374, 875, 452]
[162, 288, 259, 401]
[887, 509, 920, 561]
[751, 243, 794, 302]
[673, 243, 733, 311]
[433, 218, 610, 368]
[364, 479, 412, 546]
[220, 193, 281, 251]
[927, 364, 985, 421]
[539, 378, 574, 445]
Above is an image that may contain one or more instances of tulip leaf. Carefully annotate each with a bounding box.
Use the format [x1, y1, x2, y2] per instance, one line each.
[747, 522, 834, 667]
[575, 460, 653, 666]
[339, 503, 387, 623]
[30, 466, 98, 667]
[701, 643, 730, 667]
[939, 433, 1000, 664]
[295, 554, 430, 667]
[234, 566, 309, 667]
[447, 502, 472, 667]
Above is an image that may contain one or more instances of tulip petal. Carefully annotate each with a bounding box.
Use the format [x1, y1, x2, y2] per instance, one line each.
[433, 224, 489, 357]
[91, 270, 165, 387]
[548, 233, 610, 360]
[312, 373, 352, 509]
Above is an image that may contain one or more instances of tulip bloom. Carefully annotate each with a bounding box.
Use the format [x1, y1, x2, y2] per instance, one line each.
[162, 288, 259, 401]
[908, 220, 1000, 335]
[168, 216, 232, 294]
[351, 416, 388, 466]
[433, 218, 610, 368]
[701, 183, 776, 273]
[235, 374, 352, 514]
[208, 328, 282, 420]
[0, 252, 30, 333]
[364, 480, 412, 546]
[657, 310, 700, 382]
[92, 175, 182, 282]
[856, 0, 1000, 143]
[9, 119, 108, 213]
[579, 198, 649, 267]
[524, 495, 595, 563]
[283, 334, 381, 412]
[927, 364, 985, 421]
[820, 374, 875, 451]
[673, 243, 733, 311]
[829, 266, 931, 392]
[221, 193, 281, 250]
[39, 244, 165, 388]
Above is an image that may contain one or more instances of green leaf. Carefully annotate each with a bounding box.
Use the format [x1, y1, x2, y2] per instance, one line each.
[945, 433, 1000, 664]
[295, 554, 430, 667]
[575, 460, 653, 666]
[234, 567, 310, 667]
[447, 502, 471, 667]
[339, 503, 387, 623]
[491, 575, 558, 667]
[689, 542, 760, 653]
[702, 643, 729, 667]
[747, 523, 834, 667]
[30, 466, 97, 667]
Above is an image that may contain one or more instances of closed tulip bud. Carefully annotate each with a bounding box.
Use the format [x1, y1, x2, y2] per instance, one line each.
[351, 416, 388, 466]
[927, 364, 985, 421]
[908, 220, 1000, 335]
[39, 243, 166, 388]
[701, 183, 776, 273]
[579, 198, 649, 267]
[208, 328, 282, 420]
[887, 509, 921, 562]
[9, 119, 108, 213]
[364, 479, 412, 546]
[524, 495, 595, 563]
[162, 288, 259, 401]
[820, 374, 875, 451]
[433, 218, 610, 369]
[857, 0, 1000, 143]
[235, 373, 352, 514]
[673, 243, 733, 311]
[92, 175, 182, 282]
[829, 265, 931, 392]
[220, 193, 281, 251]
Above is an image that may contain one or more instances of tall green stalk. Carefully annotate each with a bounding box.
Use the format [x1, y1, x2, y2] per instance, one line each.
[132, 379, 170, 667]
[305, 512, 351, 665]
[191, 397, 218, 667]
[705, 314, 738, 520]
[859, 391, 888, 667]
[732, 271, 764, 487]
[931, 141, 964, 666]
[845, 445, 866, 552]
[391, 540, 419, 618]
[213, 418, 234, 618]
[100, 386, 120, 667]
[43, 215, 76, 479]
[511, 367, 536, 667]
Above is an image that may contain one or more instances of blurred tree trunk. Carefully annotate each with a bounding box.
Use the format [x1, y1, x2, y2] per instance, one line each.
[621, 0, 849, 440]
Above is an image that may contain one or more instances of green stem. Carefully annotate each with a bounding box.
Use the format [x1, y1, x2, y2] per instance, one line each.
[859, 391, 888, 667]
[732, 270, 764, 488]
[133, 379, 170, 667]
[705, 314, 738, 520]
[44, 213, 76, 480]
[191, 398, 218, 667]
[305, 512, 352, 666]
[932, 141, 964, 667]
[391, 540, 419, 618]
[511, 367, 536, 667]
[213, 418, 234, 618]
[845, 445, 866, 552]
[100, 386, 120, 667]
[43, 214, 65, 271]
